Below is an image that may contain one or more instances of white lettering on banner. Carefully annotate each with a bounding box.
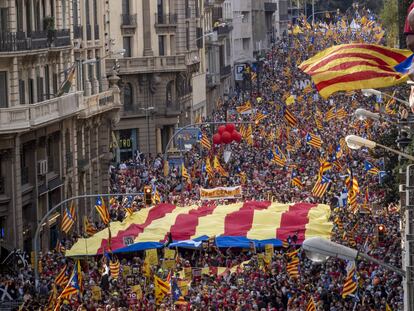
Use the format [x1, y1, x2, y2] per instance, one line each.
[294, 79, 311, 90]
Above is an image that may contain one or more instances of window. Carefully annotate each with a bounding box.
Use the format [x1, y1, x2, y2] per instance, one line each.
[0, 72, 7, 108]
[166, 81, 173, 107]
[186, 21, 190, 50]
[195, 0, 199, 18]
[158, 35, 165, 56]
[122, 0, 130, 14]
[157, 0, 163, 16]
[96, 58, 102, 92]
[185, 0, 189, 18]
[52, 73, 58, 96]
[37, 76, 44, 102]
[19, 80, 25, 104]
[72, 0, 78, 26]
[44, 65, 50, 100]
[243, 38, 250, 51]
[123, 37, 131, 57]
[62, 0, 66, 28]
[0, 8, 8, 32]
[123, 83, 133, 110]
[28, 78, 34, 104]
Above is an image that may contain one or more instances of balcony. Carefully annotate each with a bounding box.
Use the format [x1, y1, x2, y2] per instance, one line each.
[74, 25, 83, 39]
[0, 92, 82, 134]
[0, 32, 28, 52]
[29, 31, 48, 49]
[264, 2, 277, 12]
[106, 55, 186, 75]
[0, 29, 72, 53]
[79, 90, 119, 119]
[216, 24, 233, 37]
[206, 73, 220, 88]
[154, 14, 177, 33]
[121, 14, 137, 28]
[220, 65, 232, 77]
[53, 29, 71, 47]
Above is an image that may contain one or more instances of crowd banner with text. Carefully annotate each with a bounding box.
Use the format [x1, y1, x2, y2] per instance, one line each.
[200, 186, 242, 200]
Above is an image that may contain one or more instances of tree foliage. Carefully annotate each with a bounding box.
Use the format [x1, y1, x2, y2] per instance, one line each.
[380, 0, 399, 47]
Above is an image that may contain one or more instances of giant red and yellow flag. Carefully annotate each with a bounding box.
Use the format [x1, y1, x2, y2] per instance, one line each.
[66, 202, 333, 256]
[299, 44, 413, 98]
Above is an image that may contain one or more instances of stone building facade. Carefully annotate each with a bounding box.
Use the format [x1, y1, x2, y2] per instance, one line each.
[0, 0, 121, 254]
[106, 0, 205, 160]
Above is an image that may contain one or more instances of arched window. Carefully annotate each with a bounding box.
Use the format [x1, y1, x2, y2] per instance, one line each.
[123, 83, 133, 110]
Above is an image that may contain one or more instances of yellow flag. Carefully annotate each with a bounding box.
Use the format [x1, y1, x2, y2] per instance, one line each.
[386, 303, 392, 311]
[285, 95, 295, 106]
[145, 249, 158, 266]
[163, 161, 169, 177]
[292, 25, 303, 35]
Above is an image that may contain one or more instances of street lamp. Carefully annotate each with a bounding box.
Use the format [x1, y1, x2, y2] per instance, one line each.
[346, 134, 414, 310]
[362, 89, 410, 108]
[345, 135, 414, 161]
[303, 237, 406, 277]
[354, 108, 381, 121]
[140, 107, 155, 155]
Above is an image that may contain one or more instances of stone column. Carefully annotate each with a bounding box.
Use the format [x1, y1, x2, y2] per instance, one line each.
[12, 135, 23, 249]
[156, 128, 162, 154]
[9, 58, 19, 107]
[8, 0, 17, 32]
[142, 0, 153, 56]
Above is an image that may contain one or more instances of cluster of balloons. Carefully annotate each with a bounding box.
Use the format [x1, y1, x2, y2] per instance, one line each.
[212, 123, 242, 145]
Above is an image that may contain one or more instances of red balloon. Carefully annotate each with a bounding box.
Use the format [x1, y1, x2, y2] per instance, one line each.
[218, 125, 227, 135]
[232, 131, 242, 143]
[213, 133, 222, 145]
[222, 131, 232, 144]
[226, 123, 236, 133]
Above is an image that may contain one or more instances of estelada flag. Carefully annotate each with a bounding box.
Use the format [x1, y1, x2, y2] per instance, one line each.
[299, 43, 413, 98]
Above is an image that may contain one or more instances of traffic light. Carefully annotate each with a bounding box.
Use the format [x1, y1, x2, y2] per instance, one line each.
[144, 186, 152, 206]
[378, 224, 386, 242]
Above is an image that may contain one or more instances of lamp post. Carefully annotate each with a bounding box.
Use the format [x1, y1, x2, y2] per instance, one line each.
[302, 237, 406, 277]
[140, 107, 155, 155]
[345, 135, 414, 161]
[345, 135, 414, 310]
[33, 192, 143, 288]
[361, 88, 410, 108]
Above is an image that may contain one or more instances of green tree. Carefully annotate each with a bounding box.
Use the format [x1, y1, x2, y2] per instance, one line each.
[380, 0, 399, 47]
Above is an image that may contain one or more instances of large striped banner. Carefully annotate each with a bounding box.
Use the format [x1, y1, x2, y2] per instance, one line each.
[66, 201, 332, 257]
[299, 43, 413, 98]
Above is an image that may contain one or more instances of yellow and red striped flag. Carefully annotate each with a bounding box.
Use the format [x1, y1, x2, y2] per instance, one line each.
[205, 157, 214, 178]
[254, 111, 268, 124]
[342, 261, 358, 298]
[284, 107, 298, 127]
[55, 265, 69, 287]
[213, 156, 228, 177]
[306, 133, 323, 149]
[312, 176, 331, 198]
[83, 216, 97, 237]
[245, 124, 253, 145]
[336, 107, 348, 120]
[299, 43, 413, 98]
[95, 197, 110, 225]
[61, 202, 76, 234]
[236, 101, 252, 113]
[325, 107, 336, 121]
[110, 258, 120, 279]
[306, 297, 316, 311]
[154, 275, 171, 304]
[200, 132, 211, 150]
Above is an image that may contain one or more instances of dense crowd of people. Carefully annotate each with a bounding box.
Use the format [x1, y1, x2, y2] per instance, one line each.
[0, 6, 407, 311]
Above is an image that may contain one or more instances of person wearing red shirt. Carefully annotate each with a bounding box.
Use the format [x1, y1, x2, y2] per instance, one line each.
[405, 2, 414, 51]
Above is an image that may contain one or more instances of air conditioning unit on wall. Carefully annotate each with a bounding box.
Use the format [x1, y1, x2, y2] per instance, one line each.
[38, 160, 48, 175]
